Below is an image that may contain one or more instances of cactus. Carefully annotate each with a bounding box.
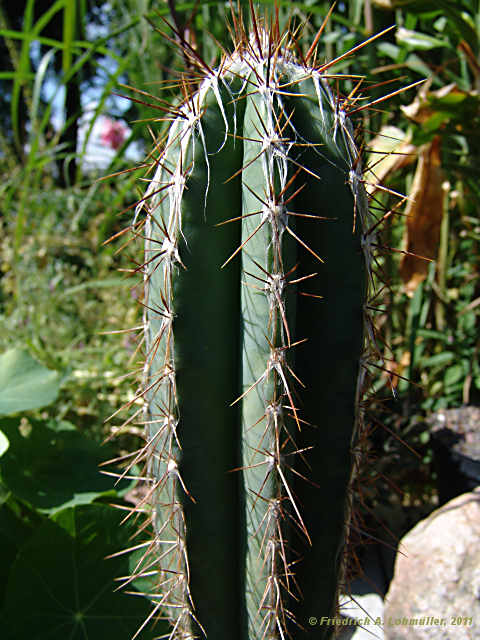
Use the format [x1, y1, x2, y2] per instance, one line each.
[127, 8, 388, 640]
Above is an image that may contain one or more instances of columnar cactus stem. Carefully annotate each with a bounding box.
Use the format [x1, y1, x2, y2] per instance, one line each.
[129, 11, 385, 640]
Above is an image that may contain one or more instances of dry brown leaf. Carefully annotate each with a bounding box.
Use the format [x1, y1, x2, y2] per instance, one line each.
[365, 125, 417, 195]
[400, 135, 444, 295]
[383, 350, 411, 390]
[401, 82, 462, 123]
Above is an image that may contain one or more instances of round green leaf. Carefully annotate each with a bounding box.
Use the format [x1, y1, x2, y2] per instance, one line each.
[0, 418, 131, 513]
[1, 504, 164, 639]
[0, 504, 38, 608]
[0, 348, 61, 416]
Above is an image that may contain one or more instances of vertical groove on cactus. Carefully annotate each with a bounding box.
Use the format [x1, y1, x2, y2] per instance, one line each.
[117, 8, 399, 640]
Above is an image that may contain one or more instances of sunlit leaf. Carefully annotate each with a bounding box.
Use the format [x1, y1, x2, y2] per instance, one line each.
[0, 430, 9, 457]
[0, 348, 61, 416]
[396, 27, 449, 50]
[372, 0, 424, 7]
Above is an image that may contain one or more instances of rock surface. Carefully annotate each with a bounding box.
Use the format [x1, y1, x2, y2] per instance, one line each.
[384, 488, 480, 639]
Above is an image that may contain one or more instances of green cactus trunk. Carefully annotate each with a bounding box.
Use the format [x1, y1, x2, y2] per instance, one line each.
[138, 25, 372, 640]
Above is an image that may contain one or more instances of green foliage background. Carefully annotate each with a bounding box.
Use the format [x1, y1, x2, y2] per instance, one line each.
[1, 1, 480, 637]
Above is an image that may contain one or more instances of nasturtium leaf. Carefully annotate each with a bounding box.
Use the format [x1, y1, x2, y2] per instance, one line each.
[0, 503, 38, 607]
[0, 348, 61, 416]
[0, 418, 132, 513]
[1, 504, 163, 639]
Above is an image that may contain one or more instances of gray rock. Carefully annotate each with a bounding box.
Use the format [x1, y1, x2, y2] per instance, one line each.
[384, 488, 480, 639]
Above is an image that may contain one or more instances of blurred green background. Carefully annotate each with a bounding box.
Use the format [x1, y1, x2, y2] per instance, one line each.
[1, 1, 480, 637]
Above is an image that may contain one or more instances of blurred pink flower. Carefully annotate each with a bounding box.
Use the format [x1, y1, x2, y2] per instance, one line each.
[100, 118, 127, 150]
